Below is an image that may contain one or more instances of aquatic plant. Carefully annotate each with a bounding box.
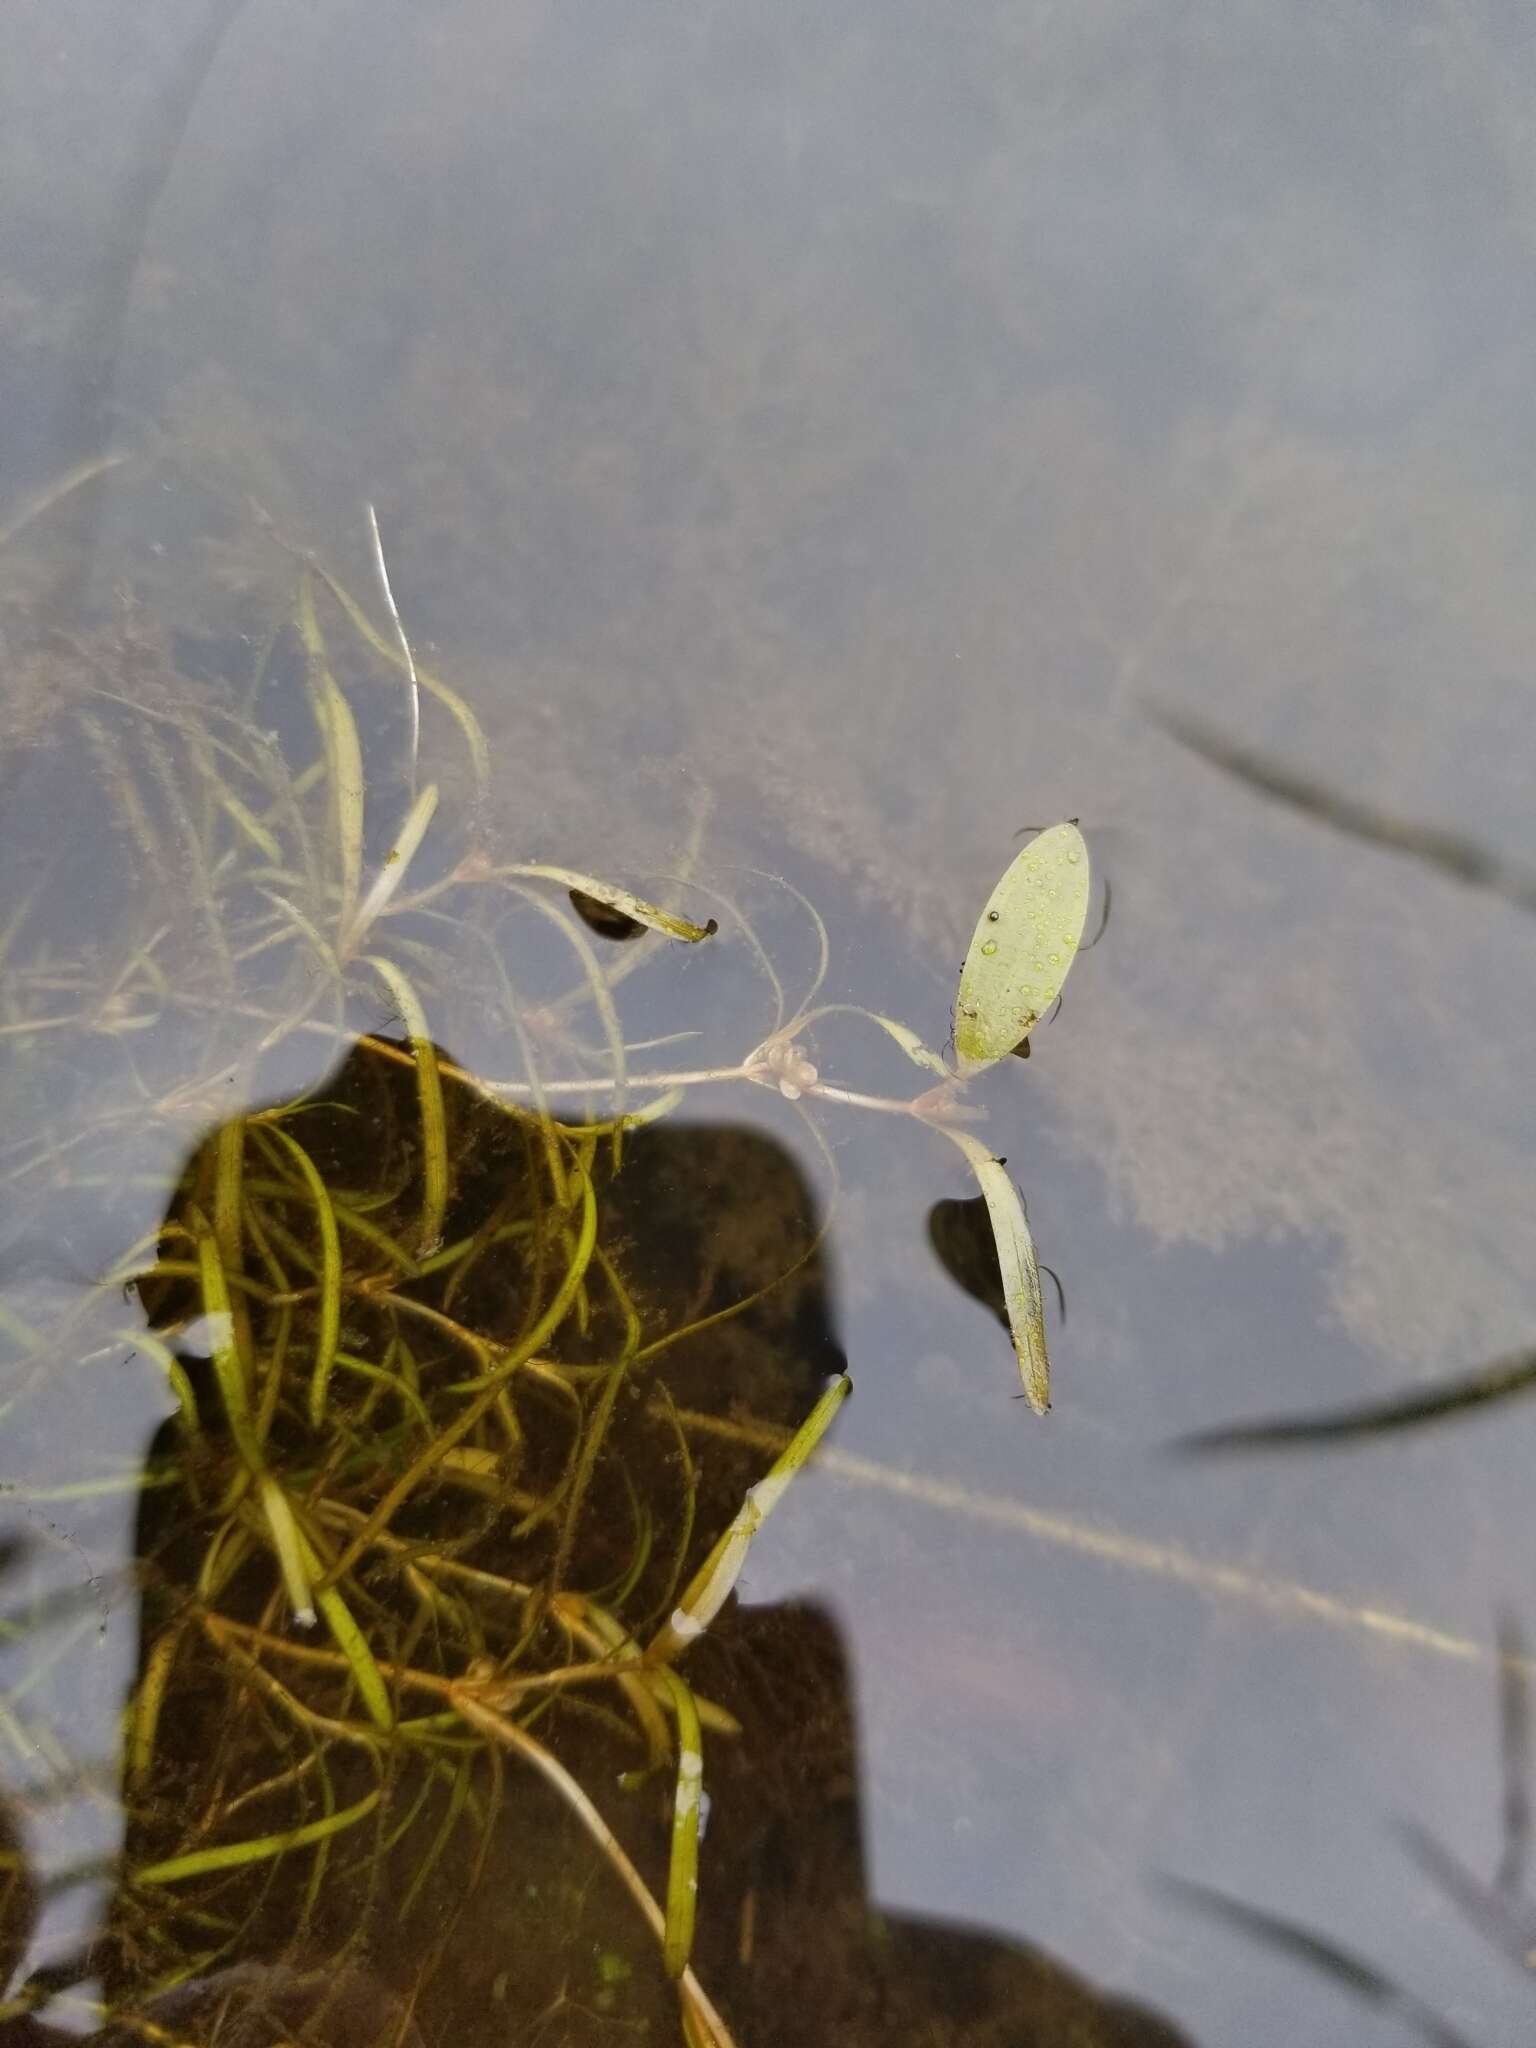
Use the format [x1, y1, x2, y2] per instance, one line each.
[0, 511, 851, 2044]
[0, 479, 1100, 2041]
[473, 818, 1093, 1415]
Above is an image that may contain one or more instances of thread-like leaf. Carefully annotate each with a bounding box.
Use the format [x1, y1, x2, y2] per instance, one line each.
[311, 560, 491, 791]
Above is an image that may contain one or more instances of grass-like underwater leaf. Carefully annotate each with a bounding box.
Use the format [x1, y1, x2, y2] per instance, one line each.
[344, 781, 439, 955]
[365, 956, 448, 1254]
[656, 1667, 704, 1978]
[296, 1525, 395, 1732]
[0, 450, 129, 553]
[125, 1626, 183, 1790]
[364, 502, 421, 791]
[134, 1785, 382, 1887]
[448, 1691, 739, 2048]
[257, 1475, 318, 1630]
[263, 1129, 342, 1429]
[309, 558, 491, 794]
[193, 1218, 261, 1470]
[650, 1374, 850, 1661]
[296, 571, 366, 936]
[497, 883, 629, 1169]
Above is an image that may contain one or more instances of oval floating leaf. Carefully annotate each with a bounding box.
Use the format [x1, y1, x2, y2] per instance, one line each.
[953, 823, 1090, 1076]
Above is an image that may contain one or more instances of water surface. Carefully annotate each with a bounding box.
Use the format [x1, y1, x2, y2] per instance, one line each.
[5, 6, 1536, 2044]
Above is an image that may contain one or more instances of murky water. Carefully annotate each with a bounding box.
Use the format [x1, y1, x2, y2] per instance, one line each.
[5, 5, 1536, 2044]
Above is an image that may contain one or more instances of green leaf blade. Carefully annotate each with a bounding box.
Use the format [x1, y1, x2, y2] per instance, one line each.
[954, 822, 1090, 1075]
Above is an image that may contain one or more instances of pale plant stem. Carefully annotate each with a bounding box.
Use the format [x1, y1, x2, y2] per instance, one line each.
[167, 993, 949, 1119]
[365, 502, 420, 794]
[484, 1065, 751, 1096]
[800, 1081, 923, 1116]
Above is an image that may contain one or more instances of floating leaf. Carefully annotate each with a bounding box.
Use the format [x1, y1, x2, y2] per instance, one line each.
[953, 822, 1090, 1076]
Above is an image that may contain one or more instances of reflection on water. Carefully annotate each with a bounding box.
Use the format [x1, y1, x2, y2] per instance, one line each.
[0, 1009, 1191, 2045]
[7, 2, 1536, 2042]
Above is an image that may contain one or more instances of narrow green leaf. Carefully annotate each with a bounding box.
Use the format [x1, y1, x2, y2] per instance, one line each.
[266, 1129, 342, 1429]
[258, 1475, 317, 1628]
[367, 955, 448, 1253]
[345, 781, 440, 956]
[301, 1530, 395, 1731]
[134, 1786, 380, 1885]
[215, 788, 283, 862]
[311, 560, 491, 791]
[0, 451, 128, 553]
[656, 1668, 704, 1978]
[651, 1375, 850, 1659]
[120, 1330, 200, 1435]
[865, 1011, 951, 1077]
[296, 571, 365, 934]
[257, 889, 340, 977]
[193, 1218, 262, 1470]
[126, 1627, 181, 1789]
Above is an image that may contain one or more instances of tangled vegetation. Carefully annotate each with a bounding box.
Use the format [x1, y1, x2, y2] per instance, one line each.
[0, 477, 1095, 2044]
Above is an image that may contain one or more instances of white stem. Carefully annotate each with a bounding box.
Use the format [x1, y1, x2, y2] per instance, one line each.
[365, 502, 420, 795]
